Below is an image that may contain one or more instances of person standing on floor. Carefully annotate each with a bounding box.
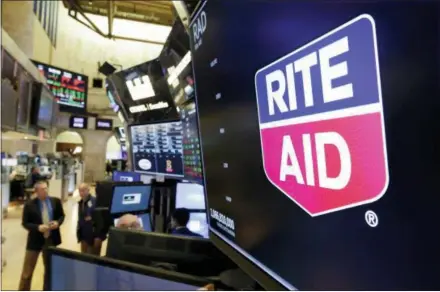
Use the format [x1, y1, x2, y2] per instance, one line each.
[19, 180, 65, 291]
[77, 183, 103, 255]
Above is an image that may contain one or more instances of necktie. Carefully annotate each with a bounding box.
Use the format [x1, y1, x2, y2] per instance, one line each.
[41, 201, 50, 238]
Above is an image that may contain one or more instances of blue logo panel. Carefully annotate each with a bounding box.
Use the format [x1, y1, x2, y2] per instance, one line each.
[255, 15, 380, 124]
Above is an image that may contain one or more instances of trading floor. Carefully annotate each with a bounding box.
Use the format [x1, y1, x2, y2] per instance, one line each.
[1, 197, 106, 291]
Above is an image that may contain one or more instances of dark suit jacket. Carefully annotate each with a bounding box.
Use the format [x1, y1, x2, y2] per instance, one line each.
[22, 197, 65, 251]
[171, 227, 202, 238]
[77, 195, 97, 244]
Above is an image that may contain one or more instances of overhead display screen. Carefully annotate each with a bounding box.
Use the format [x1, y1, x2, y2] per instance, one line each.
[109, 59, 178, 123]
[16, 73, 32, 130]
[159, 19, 194, 106]
[105, 79, 120, 112]
[37, 86, 54, 129]
[69, 116, 87, 129]
[95, 118, 113, 131]
[114, 126, 126, 143]
[191, 1, 440, 291]
[130, 121, 183, 177]
[180, 102, 203, 183]
[32, 60, 88, 113]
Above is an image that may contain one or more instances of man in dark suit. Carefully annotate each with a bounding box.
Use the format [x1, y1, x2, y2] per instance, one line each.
[19, 180, 65, 291]
[77, 183, 103, 255]
[170, 208, 202, 238]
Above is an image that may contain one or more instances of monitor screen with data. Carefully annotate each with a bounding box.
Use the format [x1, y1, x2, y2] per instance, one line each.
[111, 185, 151, 214]
[130, 122, 183, 177]
[32, 60, 88, 113]
[180, 102, 203, 183]
[191, 0, 440, 290]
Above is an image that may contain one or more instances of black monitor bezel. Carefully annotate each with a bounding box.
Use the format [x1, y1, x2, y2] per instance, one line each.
[110, 184, 152, 216]
[46, 247, 210, 290]
[128, 120, 185, 178]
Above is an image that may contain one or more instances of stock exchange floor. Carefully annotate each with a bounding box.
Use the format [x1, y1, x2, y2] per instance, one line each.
[1, 195, 107, 290]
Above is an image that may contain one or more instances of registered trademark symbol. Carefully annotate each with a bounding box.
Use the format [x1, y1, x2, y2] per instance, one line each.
[365, 210, 379, 227]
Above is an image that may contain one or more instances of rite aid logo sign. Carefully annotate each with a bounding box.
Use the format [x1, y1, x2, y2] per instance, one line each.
[254, 15, 389, 216]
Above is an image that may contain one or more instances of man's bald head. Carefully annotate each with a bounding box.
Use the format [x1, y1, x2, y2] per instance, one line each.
[116, 214, 142, 230]
[79, 183, 90, 199]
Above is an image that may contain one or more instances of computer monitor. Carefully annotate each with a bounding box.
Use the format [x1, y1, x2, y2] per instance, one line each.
[113, 171, 141, 182]
[180, 102, 203, 183]
[113, 213, 152, 232]
[110, 185, 151, 215]
[47, 247, 209, 290]
[191, 1, 440, 290]
[95, 181, 144, 209]
[106, 228, 236, 277]
[129, 121, 184, 178]
[175, 182, 205, 210]
[187, 212, 209, 239]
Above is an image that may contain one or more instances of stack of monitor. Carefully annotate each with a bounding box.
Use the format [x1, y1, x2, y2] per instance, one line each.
[110, 184, 152, 232]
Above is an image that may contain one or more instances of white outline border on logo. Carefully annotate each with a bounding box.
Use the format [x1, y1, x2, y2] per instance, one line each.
[254, 14, 389, 217]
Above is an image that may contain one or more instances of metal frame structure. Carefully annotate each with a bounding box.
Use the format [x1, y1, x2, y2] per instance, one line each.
[62, 0, 175, 45]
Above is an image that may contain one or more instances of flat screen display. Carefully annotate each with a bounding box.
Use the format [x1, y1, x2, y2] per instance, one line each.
[113, 213, 151, 232]
[114, 127, 126, 143]
[113, 171, 141, 182]
[95, 118, 113, 131]
[37, 86, 54, 129]
[50, 254, 202, 290]
[105, 79, 120, 112]
[175, 183, 205, 210]
[191, 1, 440, 290]
[130, 122, 184, 177]
[16, 73, 32, 129]
[180, 102, 203, 183]
[69, 116, 87, 129]
[187, 212, 209, 239]
[111, 185, 151, 214]
[109, 59, 179, 123]
[32, 60, 88, 112]
[1, 79, 18, 131]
